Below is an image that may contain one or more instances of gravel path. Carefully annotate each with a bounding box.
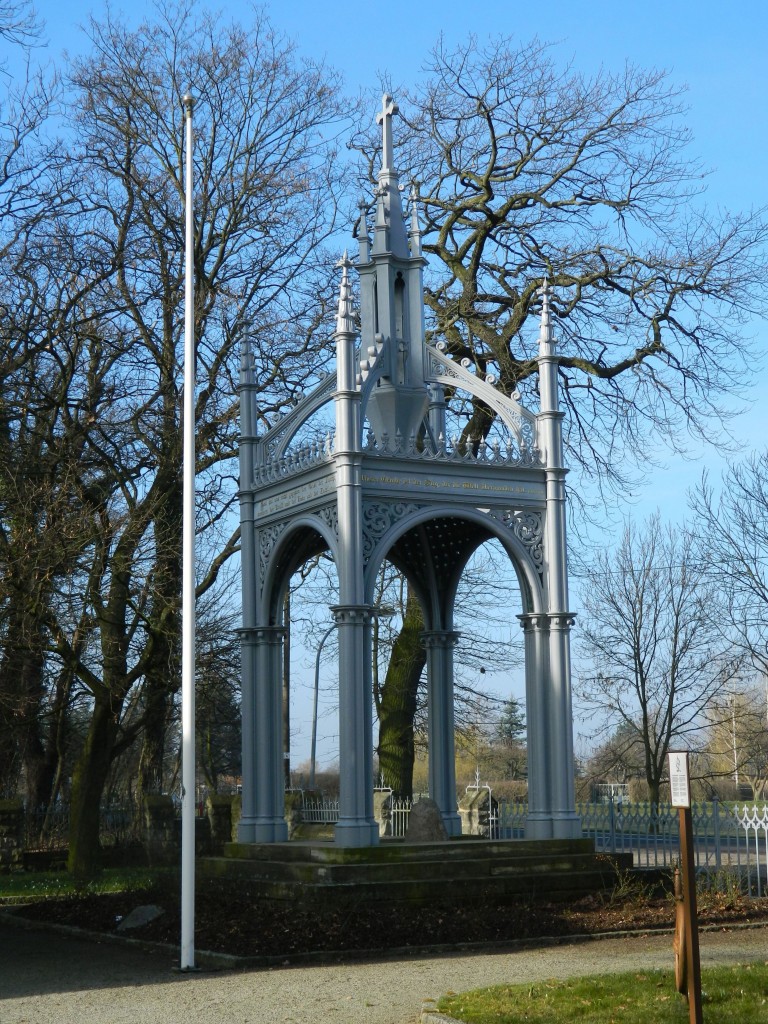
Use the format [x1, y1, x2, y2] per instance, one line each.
[1, 919, 766, 1024]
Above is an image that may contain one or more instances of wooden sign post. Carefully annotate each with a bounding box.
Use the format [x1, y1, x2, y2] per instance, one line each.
[668, 751, 703, 1024]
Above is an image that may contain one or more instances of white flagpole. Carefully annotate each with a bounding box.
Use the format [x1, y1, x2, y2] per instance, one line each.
[180, 90, 197, 972]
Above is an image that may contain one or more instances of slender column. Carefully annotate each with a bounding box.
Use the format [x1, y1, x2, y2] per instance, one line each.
[427, 382, 447, 448]
[536, 282, 580, 839]
[237, 329, 265, 841]
[332, 258, 378, 847]
[422, 630, 462, 836]
[548, 612, 580, 837]
[540, 461, 579, 838]
[519, 613, 553, 838]
[237, 620, 257, 838]
[333, 605, 378, 846]
[237, 625, 288, 842]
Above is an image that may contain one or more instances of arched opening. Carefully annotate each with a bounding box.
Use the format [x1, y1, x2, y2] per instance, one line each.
[368, 539, 526, 808]
[284, 550, 341, 794]
[362, 509, 539, 834]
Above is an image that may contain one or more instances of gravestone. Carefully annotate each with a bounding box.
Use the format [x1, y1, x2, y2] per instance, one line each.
[404, 798, 448, 842]
[459, 788, 498, 837]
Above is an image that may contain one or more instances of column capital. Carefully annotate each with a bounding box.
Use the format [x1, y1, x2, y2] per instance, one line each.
[550, 611, 577, 629]
[517, 611, 576, 632]
[517, 612, 550, 632]
[237, 625, 286, 644]
[420, 630, 461, 650]
[331, 603, 370, 626]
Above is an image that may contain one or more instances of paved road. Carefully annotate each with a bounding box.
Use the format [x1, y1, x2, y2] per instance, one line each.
[1, 919, 766, 1024]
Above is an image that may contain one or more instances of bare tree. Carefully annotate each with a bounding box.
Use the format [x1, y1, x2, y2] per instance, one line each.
[352, 36, 768, 796]
[0, 31, 82, 810]
[63, 4, 349, 877]
[576, 514, 738, 806]
[690, 452, 768, 678]
[0, 315, 118, 809]
[583, 721, 647, 794]
[354, 38, 768, 493]
[195, 579, 242, 793]
[0, 1, 40, 55]
[0, 2, 350, 875]
[703, 685, 768, 800]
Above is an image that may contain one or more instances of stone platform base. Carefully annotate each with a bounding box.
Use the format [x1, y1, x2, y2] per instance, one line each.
[200, 838, 632, 904]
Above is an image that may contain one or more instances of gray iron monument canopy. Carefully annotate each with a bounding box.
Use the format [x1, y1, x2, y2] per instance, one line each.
[237, 96, 580, 847]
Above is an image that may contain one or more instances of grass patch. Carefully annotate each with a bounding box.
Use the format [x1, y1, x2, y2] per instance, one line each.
[437, 964, 768, 1023]
[0, 867, 172, 901]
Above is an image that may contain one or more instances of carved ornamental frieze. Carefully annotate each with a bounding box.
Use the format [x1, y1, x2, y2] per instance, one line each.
[362, 500, 424, 564]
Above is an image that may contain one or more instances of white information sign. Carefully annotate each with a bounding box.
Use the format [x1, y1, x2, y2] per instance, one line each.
[668, 751, 691, 808]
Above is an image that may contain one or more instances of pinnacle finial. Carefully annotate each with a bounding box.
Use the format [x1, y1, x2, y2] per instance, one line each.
[354, 197, 371, 263]
[408, 183, 422, 255]
[538, 278, 556, 351]
[240, 335, 252, 373]
[376, 93, 399, 172]
[335, 250, 355, 335]
[354, 197, 370, 239]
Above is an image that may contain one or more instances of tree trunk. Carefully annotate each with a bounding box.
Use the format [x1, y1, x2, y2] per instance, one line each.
[137, 681, 170, 804]
[67, 694, 121, 879]
[376, 591, 425, 799]
[0, 601, 48, 808]
[136, 478, 182, 808]
[648, 778, 661, 809]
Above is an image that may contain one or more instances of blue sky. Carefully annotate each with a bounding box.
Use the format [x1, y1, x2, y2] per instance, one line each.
[26, 0, 767, 521]
[13, 0, 768, 764]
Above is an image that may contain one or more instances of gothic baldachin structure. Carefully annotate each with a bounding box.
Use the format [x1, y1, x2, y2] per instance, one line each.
[238, 96, 580, 847]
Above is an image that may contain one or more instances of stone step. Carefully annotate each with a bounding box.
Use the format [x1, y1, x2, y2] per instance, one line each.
[222, 837, 597, 864]
[205, 851, 608, 886]
[199, 839, 632, 905]
[200, 861, 619, 904]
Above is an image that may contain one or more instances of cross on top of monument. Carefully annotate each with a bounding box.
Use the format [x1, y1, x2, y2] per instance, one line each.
[376, 93, 399, 172]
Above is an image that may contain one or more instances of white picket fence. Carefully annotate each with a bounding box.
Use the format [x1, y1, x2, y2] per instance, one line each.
[495, 798, 768, 895]
[388, 796, 412, 838]
[299, 792, 413, 837]
[296, 791, 768, 896]
[298, 796, 339, 824]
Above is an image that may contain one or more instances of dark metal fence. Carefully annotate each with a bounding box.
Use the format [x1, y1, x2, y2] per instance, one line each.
[23, 805, 140, 851]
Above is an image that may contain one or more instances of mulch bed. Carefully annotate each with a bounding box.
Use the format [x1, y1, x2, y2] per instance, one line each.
[12, 879, 768, 960]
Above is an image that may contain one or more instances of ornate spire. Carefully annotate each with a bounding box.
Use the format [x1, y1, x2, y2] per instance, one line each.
[238, 336, 256, 439]
[538, 278, 556, 356]
[354, 197, 370, 263]
[537, 278, 560, 419]
[239, 335, 254, 385]
[371, 94, 408, 259]
[376, 94, 399, 172]
[335, 251, 355, 335]
[358, 96, 429, 442]
[408, 184, 422, 257]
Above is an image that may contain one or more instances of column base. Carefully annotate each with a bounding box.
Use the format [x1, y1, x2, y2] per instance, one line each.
[442, 812, 463, 837]
[334, 819, 380, 847]
[551, 813, 582, 839]
[524, 814, 554, 840]
[524, 813, 582, 840]
[237, 818, 289, 844]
